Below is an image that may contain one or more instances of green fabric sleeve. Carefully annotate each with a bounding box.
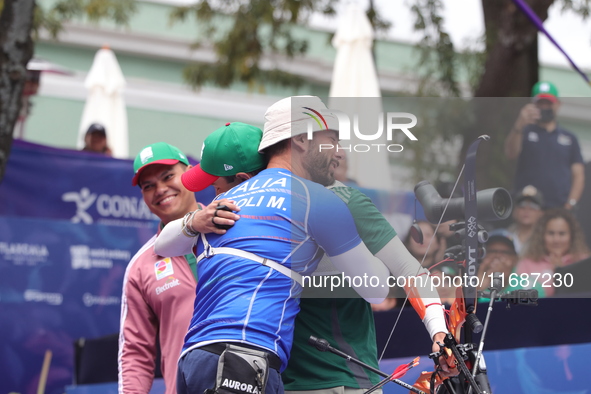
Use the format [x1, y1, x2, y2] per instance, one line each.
[331, 186, 397, 254]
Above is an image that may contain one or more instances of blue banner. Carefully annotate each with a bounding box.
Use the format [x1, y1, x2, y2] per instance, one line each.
[0, 140, 215, 226]
[0, 215, 148, 393]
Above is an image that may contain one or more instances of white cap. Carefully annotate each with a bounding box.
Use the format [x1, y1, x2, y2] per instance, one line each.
[259, 96, 338, 152]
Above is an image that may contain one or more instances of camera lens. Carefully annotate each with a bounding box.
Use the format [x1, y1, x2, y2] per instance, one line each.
[491, 189, 511, 219]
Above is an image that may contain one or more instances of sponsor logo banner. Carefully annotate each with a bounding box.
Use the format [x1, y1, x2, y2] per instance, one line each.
[0, 140, 215, 226]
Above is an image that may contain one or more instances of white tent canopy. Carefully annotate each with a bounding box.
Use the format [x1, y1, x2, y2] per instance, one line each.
[329, 4, 393, 190]
[78, 46, 128, 158]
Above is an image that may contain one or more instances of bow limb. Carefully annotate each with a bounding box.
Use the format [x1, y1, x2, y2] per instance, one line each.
[462, 135, 489, 318]
[438, 136, 489, 374]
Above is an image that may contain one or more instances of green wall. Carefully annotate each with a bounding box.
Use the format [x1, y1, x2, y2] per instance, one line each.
[24, 95, 262, 159]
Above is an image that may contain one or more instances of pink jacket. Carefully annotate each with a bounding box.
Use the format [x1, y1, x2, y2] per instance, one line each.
[118, 233, 197, 394]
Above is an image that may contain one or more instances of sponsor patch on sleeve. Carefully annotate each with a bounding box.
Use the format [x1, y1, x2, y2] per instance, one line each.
[155, 257, 174, 280]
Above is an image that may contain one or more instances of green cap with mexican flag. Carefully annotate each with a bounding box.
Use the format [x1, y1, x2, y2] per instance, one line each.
[531, 81, 559, 103]
[132, 142, 189, 186]
[181, 122, 266, 192]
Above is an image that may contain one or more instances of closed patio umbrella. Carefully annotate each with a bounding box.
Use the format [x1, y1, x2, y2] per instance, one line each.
[329, 4, 392, 190]
[78, 46, 128, 158]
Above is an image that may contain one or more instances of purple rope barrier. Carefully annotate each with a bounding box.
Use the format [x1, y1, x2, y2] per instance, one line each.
[512, 0, 591, 85]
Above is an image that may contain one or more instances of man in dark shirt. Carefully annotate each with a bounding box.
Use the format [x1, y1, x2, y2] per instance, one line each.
[504, 81, 584, 209]
[82, 123, 112, 156]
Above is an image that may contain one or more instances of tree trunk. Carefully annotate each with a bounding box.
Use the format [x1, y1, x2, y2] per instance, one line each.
[460, 0, 554, 189]
[0, 0, 36, 183]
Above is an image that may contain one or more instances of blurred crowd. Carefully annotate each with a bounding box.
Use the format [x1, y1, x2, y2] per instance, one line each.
[372, 81, 590, 312]
[407, 184, 590, 307]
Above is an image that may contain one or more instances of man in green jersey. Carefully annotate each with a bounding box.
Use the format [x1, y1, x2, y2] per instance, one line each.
[282, 179, 449, 393]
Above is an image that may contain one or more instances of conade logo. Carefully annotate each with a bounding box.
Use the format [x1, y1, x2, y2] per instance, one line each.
[62, 188, 157, 223]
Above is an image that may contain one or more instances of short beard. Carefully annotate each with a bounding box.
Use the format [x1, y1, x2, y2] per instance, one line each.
[310, 169, 334, 187]
[303, 144, 335, 186]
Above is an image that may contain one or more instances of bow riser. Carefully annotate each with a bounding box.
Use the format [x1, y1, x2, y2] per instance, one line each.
[411, 136, 491, 394]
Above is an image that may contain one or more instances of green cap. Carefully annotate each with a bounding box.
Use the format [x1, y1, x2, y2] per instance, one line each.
[132, 142, 189, 186]
[531, 81, 559, 103]
[181, 122, 266, 192]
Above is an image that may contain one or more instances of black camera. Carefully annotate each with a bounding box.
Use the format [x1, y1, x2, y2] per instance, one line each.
[414, 181, 512, 223]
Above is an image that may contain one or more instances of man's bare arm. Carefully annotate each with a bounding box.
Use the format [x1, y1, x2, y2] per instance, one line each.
[505, 104, 539, 160]
[566, 163, 585, 209]
[155, 199, 240, 257]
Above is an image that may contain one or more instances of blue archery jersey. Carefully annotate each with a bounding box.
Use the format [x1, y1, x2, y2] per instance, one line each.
[182, 168, 362, 371]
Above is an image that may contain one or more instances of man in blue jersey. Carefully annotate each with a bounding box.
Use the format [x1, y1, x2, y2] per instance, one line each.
[164, 98, 391, 394]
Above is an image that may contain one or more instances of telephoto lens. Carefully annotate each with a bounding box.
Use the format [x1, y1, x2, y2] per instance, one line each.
[414, 181, 513, 223]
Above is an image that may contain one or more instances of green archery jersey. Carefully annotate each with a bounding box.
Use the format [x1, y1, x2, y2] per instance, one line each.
[282, 184, 397, 390]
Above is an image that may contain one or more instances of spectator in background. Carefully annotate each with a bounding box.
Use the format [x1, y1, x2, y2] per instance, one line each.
[478, 229, 517, 292]
[517, 209, 590, 297]
[478, 229, 546, 298]
[436, 219, 459, 263]
[405, 220, 442, 268]
[405, 221, 454, 306]
[507, 185, 545, 255]
[82, 123, 112, 156]
[504, 81, 584, 209]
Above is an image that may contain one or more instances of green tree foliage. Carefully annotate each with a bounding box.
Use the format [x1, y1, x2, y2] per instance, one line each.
[408, 0, 589, 189]
[0, 0, 136, 183]
[411, 0, 462, 98]
[171, 0, 390, 92]
[34, 0, 136, 38]
[170, 0, 590, 188]
[0, 0, 35, 183]
[403, 0, 480, 185]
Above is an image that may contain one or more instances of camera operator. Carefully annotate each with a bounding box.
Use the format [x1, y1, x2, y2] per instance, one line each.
[404, 220, 442, 269]
[504, 81, 584, 210]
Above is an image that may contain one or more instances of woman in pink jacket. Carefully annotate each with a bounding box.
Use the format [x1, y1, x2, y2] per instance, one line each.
[516, 208, 590, 296]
